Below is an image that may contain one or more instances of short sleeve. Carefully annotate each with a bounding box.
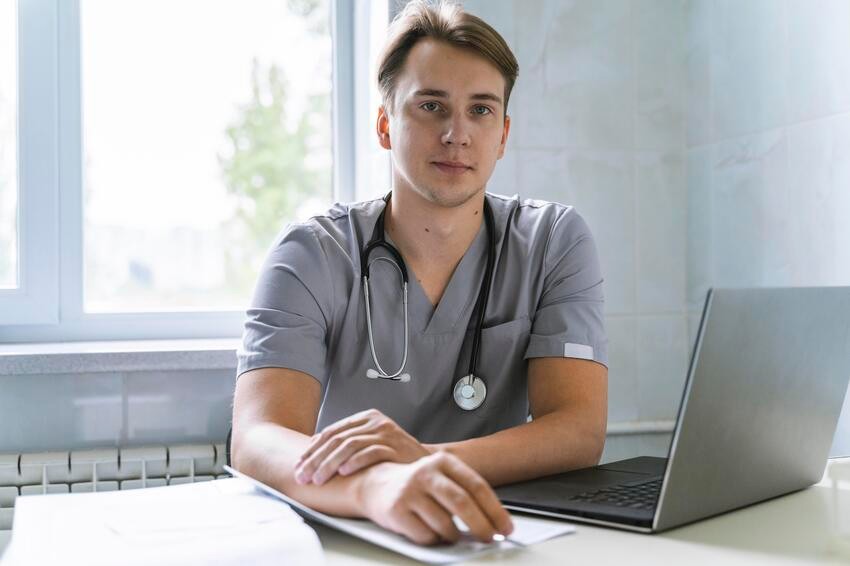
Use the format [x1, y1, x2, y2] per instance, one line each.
[236, 223, 333, 387]
[524, 209, 609, 367]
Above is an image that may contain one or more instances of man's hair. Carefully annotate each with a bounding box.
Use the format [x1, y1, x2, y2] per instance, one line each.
[376, 0, 519, 118]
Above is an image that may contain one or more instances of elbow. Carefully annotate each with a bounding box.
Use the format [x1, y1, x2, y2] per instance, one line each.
[553, 426, 606, 472]
[584, 409, 607, 466]
[228, 426, 242, 470]
[588, 418, 607, 466]
[576, 426, 606, 469]
[228, 423, 252, 471]
[588, 431, 605, 466]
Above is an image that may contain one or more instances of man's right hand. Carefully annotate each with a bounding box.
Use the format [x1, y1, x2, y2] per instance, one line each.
[354, 451, 514, 546]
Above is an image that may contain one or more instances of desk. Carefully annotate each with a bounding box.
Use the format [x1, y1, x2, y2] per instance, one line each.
[0, 460, 848, 564]
[311, 458, 850, 565]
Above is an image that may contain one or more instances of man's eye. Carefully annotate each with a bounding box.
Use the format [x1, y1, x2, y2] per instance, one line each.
[421, 102, 441, 112]
[473, 106, 492, 116]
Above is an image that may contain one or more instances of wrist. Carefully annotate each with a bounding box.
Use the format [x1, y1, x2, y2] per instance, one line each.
[352, 460, 393, 511]
[424, 442, 451, 456]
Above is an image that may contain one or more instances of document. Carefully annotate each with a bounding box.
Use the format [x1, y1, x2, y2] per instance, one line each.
[0, 478, 323, 566]
[225, 465, 575, 564]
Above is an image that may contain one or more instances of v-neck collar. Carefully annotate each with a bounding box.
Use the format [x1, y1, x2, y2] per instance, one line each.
[388, 222, 488, 335]
[369, 193, 512, 335]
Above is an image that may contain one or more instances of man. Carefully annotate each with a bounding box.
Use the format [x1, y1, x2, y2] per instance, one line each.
[231, 0, 608, 546]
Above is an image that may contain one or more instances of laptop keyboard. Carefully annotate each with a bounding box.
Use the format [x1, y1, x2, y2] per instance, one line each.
[566, 478, 662, 510]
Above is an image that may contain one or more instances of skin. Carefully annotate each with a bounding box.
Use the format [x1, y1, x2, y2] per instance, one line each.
[377, 38, 511, 306]
[232, 38, 608, 546]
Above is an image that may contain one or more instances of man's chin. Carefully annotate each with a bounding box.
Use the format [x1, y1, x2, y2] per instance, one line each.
[414, 184, 483, 209]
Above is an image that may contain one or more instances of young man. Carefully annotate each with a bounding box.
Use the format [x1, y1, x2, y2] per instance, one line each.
[231, 0, 608, 546]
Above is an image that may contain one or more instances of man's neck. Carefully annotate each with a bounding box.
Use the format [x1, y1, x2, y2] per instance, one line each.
[384, 186, 484, 269]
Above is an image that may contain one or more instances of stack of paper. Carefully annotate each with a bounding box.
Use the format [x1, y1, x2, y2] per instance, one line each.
[226, 465, 576, 564]
[0, 477, 322, 566]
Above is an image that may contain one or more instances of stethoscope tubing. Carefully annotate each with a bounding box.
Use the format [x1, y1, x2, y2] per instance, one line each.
[362, 264, 409, 379]
[466, 197, 495, 385]
[361, 192, 496, 393]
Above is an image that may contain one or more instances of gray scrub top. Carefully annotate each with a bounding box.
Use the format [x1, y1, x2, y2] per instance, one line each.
[236, 192, 608, 444]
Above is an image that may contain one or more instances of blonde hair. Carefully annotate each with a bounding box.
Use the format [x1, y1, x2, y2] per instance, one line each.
[376, 0, 519, 117]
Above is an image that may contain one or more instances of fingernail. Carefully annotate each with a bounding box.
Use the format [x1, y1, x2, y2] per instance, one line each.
[313, 473, 325, 485]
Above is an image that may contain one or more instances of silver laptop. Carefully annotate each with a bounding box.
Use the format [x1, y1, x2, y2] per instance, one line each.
[496, 286, 850, 532]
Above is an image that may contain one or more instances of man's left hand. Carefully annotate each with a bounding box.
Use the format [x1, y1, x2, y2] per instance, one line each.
[294, 409, 433, 485]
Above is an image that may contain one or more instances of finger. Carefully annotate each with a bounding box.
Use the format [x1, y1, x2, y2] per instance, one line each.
[295, 423, 380, 481]
[298, 412, 373, 462]
[338, 445, 396, 476]
[393, 510, 441, 546]
[440, 456, 513, 536]
[412, 495, 461, 544]
[311, 434, 383, 485]
[428, 474, 498, 543]
[295, 424, 377, 482]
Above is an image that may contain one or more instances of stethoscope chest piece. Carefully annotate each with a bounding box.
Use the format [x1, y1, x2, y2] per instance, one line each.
[453, 374, 487, 411]
[363, 192, 496, 412]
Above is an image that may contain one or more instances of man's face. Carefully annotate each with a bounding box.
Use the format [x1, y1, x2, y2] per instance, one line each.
[377, 39, 511, 208]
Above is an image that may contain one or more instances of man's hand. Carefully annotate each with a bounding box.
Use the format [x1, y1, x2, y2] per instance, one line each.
[356, 452, 514, 546]
[294, 409, 431, 485]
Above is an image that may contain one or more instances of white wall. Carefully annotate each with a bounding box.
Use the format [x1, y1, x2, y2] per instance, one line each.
[0, 368, 235, 453]
[463, 0, 689, 460]
[464, 0, 850, 460]
[685, 0, 850, 455]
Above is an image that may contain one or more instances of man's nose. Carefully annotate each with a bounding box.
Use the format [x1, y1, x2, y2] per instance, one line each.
[440, 114, 471, 146]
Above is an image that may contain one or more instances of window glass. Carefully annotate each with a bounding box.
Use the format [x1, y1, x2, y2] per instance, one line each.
[81, 0, 332, 312]
[0, 0, 18, 289]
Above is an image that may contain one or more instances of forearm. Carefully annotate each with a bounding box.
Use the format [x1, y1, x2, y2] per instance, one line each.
[427, 410, 605, 487]
[232, 421, 367, 517]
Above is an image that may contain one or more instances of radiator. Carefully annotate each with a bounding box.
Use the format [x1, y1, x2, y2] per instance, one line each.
[0, 443, 231, 531]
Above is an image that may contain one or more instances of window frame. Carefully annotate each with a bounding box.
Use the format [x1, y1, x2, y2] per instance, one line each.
[0, 0, 385, 342]
[0, 0, 59, 327]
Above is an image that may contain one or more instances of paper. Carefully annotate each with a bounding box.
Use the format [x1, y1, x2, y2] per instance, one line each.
[224, 465, 574, 564]
[0, 477, 323, 566]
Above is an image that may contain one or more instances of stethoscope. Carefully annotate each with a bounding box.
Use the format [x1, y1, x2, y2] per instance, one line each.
[360, 192, 496, 411]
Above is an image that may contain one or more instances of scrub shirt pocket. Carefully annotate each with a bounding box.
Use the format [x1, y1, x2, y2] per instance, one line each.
[472, 316, 532, 425]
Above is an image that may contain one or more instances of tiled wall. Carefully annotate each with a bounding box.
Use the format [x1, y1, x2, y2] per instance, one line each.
[0, 369, 235, 453]
[464, 0, 850, 459]
[686, 0, 850, 298]
[684, 0, 850, 454]
[463, 0, 689, 459]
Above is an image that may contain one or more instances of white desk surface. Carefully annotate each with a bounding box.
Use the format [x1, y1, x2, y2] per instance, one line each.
[311, 458, 850, 565]
[1, 459, 848, 564]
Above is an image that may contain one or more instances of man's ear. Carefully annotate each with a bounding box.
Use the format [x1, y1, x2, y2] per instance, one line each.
[497, 114, 511, 159]
[376, 105, 392, 150]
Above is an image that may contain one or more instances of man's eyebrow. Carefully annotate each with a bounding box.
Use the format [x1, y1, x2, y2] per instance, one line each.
[411, 88, 503, 106]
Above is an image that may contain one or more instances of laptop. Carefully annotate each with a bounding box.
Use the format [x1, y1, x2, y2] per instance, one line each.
[496, 286, 850, 533]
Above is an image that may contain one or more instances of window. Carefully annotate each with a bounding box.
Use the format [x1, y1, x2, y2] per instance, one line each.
[0, 0, 389, 341]
[0, 0, 17, 289]
[82, 0, 333, 313]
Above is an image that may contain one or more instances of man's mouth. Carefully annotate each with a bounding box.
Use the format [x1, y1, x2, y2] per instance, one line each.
[432, 161, 472, 174]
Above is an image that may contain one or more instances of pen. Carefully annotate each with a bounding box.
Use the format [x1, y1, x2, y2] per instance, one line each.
[492, 533, 526, 547]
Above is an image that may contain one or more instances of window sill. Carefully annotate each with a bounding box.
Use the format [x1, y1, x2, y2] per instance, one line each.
[0, 338, 240, 375]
